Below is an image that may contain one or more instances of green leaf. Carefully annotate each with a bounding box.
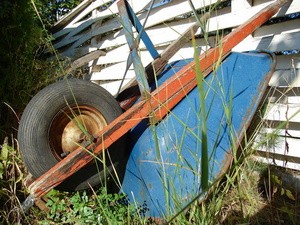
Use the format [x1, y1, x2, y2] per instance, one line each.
[285, 189, 296, 201]
[280, 187, 285, 196]
[0, 162, 4, 179]
[271, 174, 282, 185]
[1, 142, 9, 162]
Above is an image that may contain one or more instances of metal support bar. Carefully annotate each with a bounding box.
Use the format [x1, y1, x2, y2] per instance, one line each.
[118, 0, 151, 98]
[124, 0, 159, 59]
[23, 0, 290, 208]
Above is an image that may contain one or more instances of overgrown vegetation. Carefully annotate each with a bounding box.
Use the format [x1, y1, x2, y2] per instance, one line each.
[1, 135, 299, 224]
[0, 0, 81, 141]
[39, 188, 149, 224]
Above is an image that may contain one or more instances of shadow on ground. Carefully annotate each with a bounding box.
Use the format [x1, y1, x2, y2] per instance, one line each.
[220, 165, 300, 225]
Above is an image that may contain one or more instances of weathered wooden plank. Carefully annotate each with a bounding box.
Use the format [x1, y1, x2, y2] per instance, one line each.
[255, 133, 300, 162]
[263, 119, 300, 130]
[91, 66, 300, 96]
[263, 127, 300, 138]
[97, 29, 300, 65]
[269, 68, 300, 87]
[255, 153, 300, 170]
[65, 50, 106, 74]
[94, 37, 211, 66]
[209, 0, 299, 32]
[267, 86, 300, 100]
[99, 79, 134, 96]
[254, 18, 300, 37]
[254, 124, 300, 171]
[54, 0, 219, 51]
[53, 0, 151, 40]
[52, 0, 94, 31]
[264, 103, 300, 122]
[94, 19, 198, 52]
[59, 6, 299, 59]
[233, 31, 300, 52]
[66, 0, 119, 26]
[231, 0, 252, 12]
[276, 54, 300, 70]
[96, 44, 150, 65]
[267, 87, 300, 105]
[92, 62, 136, 80]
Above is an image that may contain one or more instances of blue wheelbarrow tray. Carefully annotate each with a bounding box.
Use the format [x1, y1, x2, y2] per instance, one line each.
[120, 51, 275, 218]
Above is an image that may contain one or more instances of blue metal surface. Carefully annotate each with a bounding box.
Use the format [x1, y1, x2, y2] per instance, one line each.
[121, 51, 275, 217]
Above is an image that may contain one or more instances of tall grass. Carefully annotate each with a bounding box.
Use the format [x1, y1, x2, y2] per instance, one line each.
[0, 137, 43, 225]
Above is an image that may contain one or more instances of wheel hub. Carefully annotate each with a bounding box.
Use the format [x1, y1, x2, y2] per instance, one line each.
[49, 106, 107, 160]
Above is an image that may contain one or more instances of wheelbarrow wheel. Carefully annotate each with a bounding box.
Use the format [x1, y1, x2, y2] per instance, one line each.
[18, 79, 126, 191]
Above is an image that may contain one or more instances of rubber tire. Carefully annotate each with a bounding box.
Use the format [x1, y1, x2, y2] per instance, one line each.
[18, 79, 126, 191]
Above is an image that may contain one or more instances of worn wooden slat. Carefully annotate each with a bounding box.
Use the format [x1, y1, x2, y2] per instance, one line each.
[255, 151, 300, 170]
[276, 54, 300, 70]
[54, 0, 218, 51]
[263, 119, 300, 130]
[94, 36, 212, 66]
[92, 67, 300, 94]
[53, 0, 150, 39]
[268, 86, 300, 99]
[66, 0, 119, 26]
[208, 0, 298, 31]
[53, 0, 150, 42]
[98, 78, 133, 94]
[91, 38, 300, 95]
[91, 44, 299, 85]
[269, 68, 300, 87]
[254, 18, 300, 37]
[264, 103, 300, 122]
[233, 31, 300, 52]
[231, 0, 252, 12]
[92, 63, 135, 80]
[52, 0, 94, 32]
[93, 19, 199, 53]
[53, 0, 300, 49]
[65, 50, 106, 74]
[255, 134, 300, 161]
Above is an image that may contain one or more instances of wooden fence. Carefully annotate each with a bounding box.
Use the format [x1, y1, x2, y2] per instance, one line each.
[51, 0, 300, 170]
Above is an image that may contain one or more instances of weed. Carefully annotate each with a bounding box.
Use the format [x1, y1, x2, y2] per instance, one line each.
[40, 188, 150, 225]
[0, 137, 43, 225]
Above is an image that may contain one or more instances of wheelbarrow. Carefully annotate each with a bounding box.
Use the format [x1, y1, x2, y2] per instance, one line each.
[19, 0, 289, 218]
